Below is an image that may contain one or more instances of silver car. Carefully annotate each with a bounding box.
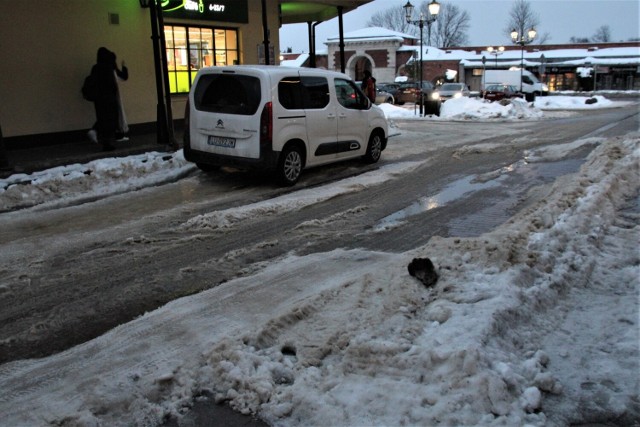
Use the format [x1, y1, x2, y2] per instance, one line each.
[435, 83, 470, 101]
[375, 88, 395, 105]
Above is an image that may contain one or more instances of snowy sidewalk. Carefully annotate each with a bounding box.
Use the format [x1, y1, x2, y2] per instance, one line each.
[1, 129, 179, 178]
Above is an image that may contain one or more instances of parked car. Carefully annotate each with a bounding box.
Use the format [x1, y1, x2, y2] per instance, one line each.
[482, 84, 524, 102]
[484, 69, 548, 101]
[377, 82, 402, 104]
[375, 88, 395, 105]
[396, 81, 441, 114]
[436, 83, 470, 101]
[184, 66, 389, 186]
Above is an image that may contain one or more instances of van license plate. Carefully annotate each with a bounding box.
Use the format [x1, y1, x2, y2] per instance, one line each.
[208, 136, 236, 148]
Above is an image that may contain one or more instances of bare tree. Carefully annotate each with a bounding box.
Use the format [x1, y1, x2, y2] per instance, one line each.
[503, 0, 550, 44]
[367, 6, 416, 36]
[569, 36, 592, 43]
[592, 25, 612, 42]
[504, 0, 539, 37]
[428, 3, 470, 47]
[367, 1, 470, 47]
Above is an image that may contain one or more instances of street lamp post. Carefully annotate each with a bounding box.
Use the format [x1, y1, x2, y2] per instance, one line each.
[511, 28, 536, 94]
[403, 0, 440, 116]
[487, 46, 505, 68]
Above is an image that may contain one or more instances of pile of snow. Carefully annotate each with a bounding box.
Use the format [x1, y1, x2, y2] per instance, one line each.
[377, 96, 542, 120]
[0, 151, 194, 212]
[0, 134, 637, 426]
[379, 94, 626, 120]
[534, 94, 614, 110]
[439, 97, 543, 120]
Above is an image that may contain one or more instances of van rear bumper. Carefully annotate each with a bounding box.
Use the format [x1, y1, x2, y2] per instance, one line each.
[184, 145, 280, 170]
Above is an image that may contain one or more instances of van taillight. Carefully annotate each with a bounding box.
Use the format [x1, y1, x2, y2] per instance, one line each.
[260, 102, 272, 147]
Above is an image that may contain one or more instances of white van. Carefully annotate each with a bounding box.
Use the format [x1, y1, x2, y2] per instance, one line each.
[184, 65, 389, 185]
[483, 69, 549, 101]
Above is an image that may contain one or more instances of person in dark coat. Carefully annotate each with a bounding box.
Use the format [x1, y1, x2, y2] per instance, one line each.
[87, 47, 128, 151]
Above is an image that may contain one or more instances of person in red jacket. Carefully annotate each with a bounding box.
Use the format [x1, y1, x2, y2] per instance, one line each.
[361, 70, 376, 103]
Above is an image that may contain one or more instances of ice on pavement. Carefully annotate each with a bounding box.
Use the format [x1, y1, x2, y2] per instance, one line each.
[0, 95, 629, 212]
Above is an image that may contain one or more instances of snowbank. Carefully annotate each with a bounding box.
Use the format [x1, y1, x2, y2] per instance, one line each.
[0, 151, 194, 212]
[379, 94, 626, 121]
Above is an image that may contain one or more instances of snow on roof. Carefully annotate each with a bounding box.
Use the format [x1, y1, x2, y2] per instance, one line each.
[326, 26, 416, 43]
[447, 45, 639, 61]
[322, 27, 639, 67]
[454, 46, 639, 67]
[280, 53, 310, 68]
[399, 45, 478, 64]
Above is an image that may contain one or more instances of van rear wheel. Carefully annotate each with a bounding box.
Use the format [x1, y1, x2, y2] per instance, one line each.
[276, 145, 303, 186]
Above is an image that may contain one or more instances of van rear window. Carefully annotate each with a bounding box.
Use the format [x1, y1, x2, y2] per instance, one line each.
[194, 74, 261, 115]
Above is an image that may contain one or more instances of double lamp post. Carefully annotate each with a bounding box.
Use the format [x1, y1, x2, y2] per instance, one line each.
[487, 45, 505, 67]
[511, 27, 537, 93]
[403, 0, 440, 116]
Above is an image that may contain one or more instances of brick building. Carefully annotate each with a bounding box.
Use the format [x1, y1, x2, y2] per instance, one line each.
[293, 28, 640, 91]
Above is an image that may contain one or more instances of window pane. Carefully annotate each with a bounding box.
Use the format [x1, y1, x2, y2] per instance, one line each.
[278, 77, 303, 110]
[188, 27, 201, 69]
[225, 30, 237, 50]
[214, 30, 226, 65]
[334, 79, 359, 109]
[165, 25, 176, 71]
[215, 50, 227, 65]
[168, 71, 178, 93]
[303, 77, 329, 109]
[176, 71, 190, 93]
[163, 25, 238, 93]
[227, 51, 238, 66]
[173, 26, 188, 71]
[201, 29, 213, 68]
[214, 29, 226, 49]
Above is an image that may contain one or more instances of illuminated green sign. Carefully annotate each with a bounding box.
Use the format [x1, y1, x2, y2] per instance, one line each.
[161, 0, 248, 23]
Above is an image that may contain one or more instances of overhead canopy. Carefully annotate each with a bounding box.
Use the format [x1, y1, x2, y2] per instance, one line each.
[279, 0, 373, 24]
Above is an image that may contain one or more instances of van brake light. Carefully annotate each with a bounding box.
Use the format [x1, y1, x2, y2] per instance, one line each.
[260, 102, 273, 147]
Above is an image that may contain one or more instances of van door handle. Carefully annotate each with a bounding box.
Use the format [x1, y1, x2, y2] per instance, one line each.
[338, 113, 347, 119]
[327, 113, 336, 119]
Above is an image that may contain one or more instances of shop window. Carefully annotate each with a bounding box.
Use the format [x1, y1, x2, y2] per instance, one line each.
[164, 25, 239, 94]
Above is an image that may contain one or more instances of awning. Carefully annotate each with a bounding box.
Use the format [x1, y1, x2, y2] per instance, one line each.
[279, 0, 373, 24]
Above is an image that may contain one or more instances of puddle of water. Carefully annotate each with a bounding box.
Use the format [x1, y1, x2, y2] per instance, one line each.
[374, 174, 505, 231]
[520, 158, 584, 181]
[373, 157, 587, 233]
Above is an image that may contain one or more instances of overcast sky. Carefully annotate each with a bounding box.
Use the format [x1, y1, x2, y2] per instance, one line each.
[279, 0, 640, 53]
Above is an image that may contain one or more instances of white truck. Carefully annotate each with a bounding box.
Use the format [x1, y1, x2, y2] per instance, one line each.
[483, 69, 549, 101]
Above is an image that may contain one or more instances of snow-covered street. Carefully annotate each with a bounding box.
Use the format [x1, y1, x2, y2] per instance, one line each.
[0, 96, 638, 426]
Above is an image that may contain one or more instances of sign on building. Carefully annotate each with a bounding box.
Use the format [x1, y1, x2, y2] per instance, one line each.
[162, 0, 248, 23]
